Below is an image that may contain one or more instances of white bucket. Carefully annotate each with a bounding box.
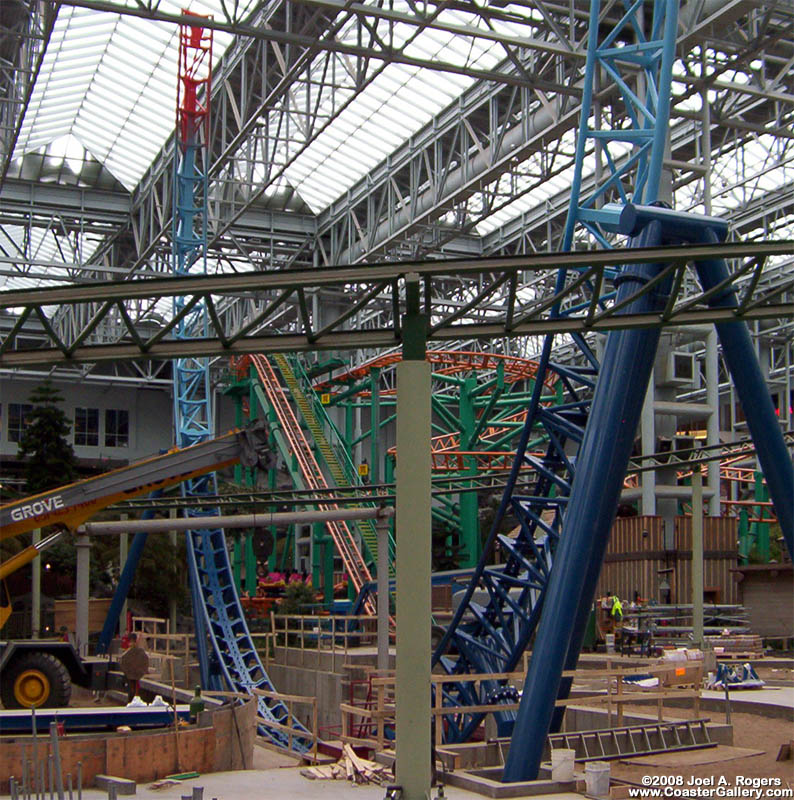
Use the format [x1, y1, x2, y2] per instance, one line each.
[551, 748, 576, 782]
[585, 760, 611, 798]
[605, 633, 615, 653]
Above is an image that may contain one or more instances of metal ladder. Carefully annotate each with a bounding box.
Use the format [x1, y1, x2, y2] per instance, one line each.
[546, 719, 714, 762]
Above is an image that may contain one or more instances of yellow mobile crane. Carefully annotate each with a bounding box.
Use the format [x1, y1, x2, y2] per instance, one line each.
[0, 424, 270, 708]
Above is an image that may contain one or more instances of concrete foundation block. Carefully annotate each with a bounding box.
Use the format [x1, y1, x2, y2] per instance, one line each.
[95, 774, 137, 795]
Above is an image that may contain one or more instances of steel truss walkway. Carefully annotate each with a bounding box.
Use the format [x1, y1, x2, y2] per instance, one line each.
[1, 241, 792, 369]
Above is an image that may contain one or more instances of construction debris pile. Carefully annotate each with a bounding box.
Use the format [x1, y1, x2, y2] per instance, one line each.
[300, 745, 393, 786]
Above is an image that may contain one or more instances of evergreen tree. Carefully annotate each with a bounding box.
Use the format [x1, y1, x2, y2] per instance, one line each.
[18, 380, 77, 494]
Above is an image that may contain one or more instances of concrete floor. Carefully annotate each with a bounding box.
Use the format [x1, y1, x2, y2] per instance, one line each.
[5, 683, 789, 800]
[1, 767, 586, 800]
[701, 685, 794, 708]
[0, 744, 586, 800]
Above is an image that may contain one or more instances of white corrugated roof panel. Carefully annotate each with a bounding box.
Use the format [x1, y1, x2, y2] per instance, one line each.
[13, 1, 252, 191]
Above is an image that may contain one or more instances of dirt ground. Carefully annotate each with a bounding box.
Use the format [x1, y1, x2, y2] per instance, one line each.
[608, 708, 793, 788]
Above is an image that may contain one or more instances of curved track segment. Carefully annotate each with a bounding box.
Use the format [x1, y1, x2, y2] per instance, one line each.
[185, 512, 313, 751]
[431, 0, 679, 747]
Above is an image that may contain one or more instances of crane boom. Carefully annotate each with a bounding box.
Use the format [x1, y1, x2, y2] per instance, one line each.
[0, 423, 270, 541]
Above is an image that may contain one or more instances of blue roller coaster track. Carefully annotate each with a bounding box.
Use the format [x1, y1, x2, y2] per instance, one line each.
[171, 15, 310, 752]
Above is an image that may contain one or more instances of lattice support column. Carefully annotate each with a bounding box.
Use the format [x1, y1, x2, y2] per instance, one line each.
[169, 15, 312, 750]
[431, 0, 682, 763]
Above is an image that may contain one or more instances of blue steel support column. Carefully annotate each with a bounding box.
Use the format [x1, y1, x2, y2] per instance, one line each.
[503, 219, 670, 782]
[694, 231, 793, 557]
[430, 0, 682, 752]
[96, 498, 161, 655]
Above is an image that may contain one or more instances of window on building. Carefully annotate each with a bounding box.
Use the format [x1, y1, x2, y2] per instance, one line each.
[105, 408, 129, 447]
[74, 407, 99, 446]
[8, 403, 32, 443]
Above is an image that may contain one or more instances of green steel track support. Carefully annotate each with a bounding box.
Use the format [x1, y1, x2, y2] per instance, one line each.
[459, 376, 481, 567]
[272, 353, 396, 578]
[753, 471, 771, 562]
[370, 367, 381, 486]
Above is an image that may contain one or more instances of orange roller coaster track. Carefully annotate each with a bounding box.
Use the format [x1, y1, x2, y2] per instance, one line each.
[313, 349, 559, 397]
[245, 354, 378, 614]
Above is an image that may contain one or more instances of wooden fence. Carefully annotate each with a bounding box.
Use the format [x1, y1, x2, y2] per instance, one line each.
[339, 662, 703, 752]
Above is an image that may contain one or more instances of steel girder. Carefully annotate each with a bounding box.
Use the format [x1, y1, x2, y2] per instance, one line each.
[1, 1, 793, 368]
[0, 178, 317, 275]
[1, 240, 792, 366]
[0, 0, 55, 183]
[3, 4, 791, 271]
[65, 0, 581, 281]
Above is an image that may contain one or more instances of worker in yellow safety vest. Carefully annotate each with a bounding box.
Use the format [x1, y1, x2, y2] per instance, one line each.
[610, 594, 623, 622]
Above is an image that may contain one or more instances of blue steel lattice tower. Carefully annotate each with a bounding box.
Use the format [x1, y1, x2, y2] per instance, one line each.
[433, 0, 789, 779]
[171, 13, 311, 751]
[432, 1, 680, 760]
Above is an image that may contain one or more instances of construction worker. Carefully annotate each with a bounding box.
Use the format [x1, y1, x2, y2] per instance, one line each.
[119, 632, 149, 702]
[610, 593, 623, 622]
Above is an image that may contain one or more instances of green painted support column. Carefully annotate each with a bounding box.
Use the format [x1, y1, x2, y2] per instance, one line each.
[370, 367, 381, 486]
[396, 273, 432, 800]
[459, 375, 480, 567]
[245, 534, 257, 595]
[753, 471, 770, 562]
[345, 402, 354, 454]
[323, 528, 335, 608]
[267, 466, 278, 571]
[738, 508, 750, 563]
[312, 524, 322, 594]
[229, 372, 257, 594]
[385, 456, 396, 541]
[312, 523, 334, 608]
[232, 392, 246, 593]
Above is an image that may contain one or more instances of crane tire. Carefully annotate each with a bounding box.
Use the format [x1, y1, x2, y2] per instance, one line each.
[1, 652, 72, 709]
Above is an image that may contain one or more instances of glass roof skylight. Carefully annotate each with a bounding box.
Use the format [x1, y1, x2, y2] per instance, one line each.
[274, 9, 534, 214]
[13, 1, 252, 192]
[5, 0, 792, 304]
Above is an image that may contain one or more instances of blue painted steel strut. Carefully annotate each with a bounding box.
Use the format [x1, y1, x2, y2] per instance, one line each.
[505, 200, 794, 780]
[431, 0, 680, 749]
[96, 494, 161, 655]
[693, 231, 793, 555]
[503, 218, 671, 781]
[171, 15, 310, 751]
